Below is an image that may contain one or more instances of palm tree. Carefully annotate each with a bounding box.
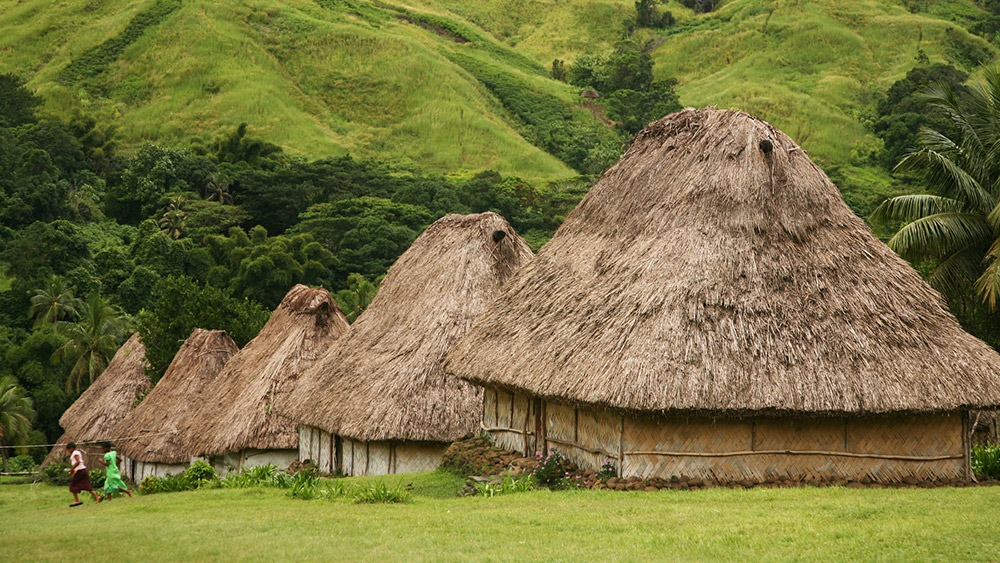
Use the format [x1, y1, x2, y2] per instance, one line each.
[53, 294, 128, 393]
[0, 376, 35, 472]
[871, 67, 1000, 309]
[29, 275, 83, 327]
[334, 274, 378, 323]
[206, 176, 234, 205]
[158, 196, 188, 240]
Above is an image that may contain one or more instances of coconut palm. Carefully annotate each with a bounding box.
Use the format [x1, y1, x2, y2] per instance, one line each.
[158, 197, 188, 240]
[29, 275, 83, 327]
[206, 176, 234, 205]
[0, 376, 35, 471]
[53, 294, 129, 393]
[871, 66, 1000, 309]
[334, 273, 378, 323]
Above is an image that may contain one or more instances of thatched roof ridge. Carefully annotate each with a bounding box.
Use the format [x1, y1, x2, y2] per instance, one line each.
[116, 329, 238, 463]
[186, 285, 351, 456]
[277, 212, 533, 441]
[444, 108, 1000, 415]
[58, 333, 150, 442]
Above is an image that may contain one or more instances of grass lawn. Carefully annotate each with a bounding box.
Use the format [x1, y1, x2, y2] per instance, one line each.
[2, 471, 999, 561]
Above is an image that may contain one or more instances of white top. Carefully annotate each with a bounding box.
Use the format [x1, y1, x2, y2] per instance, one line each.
[70, 449, 86, 471]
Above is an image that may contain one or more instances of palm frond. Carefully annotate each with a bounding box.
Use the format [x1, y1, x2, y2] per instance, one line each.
[895, 148, 995, 213]
[927, 243, 987, 296]
[870, 194, 965, 225]
[887, 212, 991, 261]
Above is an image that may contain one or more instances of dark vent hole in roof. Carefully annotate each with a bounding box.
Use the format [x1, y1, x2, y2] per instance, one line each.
[492, 230, 506, 243]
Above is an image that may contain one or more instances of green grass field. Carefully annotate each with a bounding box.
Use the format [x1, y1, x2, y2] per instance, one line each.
[3, 471, 999, 560]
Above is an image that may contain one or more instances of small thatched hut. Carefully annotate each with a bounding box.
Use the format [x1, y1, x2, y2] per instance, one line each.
[444, 108, 1000, 484]
[116, 329, 238, 481]
[186, 285, 350, 474]
[43, 333, 150, 468]
[278, 213, 533, 476]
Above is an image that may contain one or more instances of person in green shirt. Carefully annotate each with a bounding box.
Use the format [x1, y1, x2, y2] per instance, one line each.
[98, 442, 133, 499]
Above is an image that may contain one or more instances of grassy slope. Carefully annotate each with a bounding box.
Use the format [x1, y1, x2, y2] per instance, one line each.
[1, 0, 996, 183]
[0, 0, 580, 178]
[3, 472, 1000, 560]
[413, 0, 995, 168]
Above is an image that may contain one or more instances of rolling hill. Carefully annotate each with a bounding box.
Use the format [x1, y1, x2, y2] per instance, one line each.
[0, 0, 996, 180]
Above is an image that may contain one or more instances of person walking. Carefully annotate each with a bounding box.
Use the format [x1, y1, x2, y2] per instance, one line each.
[66, 442, 102, 507]
[97, 442, 132, 499]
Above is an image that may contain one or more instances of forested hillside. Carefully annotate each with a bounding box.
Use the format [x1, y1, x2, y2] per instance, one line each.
[4, 0, 1000, 467]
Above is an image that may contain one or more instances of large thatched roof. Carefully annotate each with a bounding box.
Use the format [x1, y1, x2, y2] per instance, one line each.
[43, 334, 149, 465]
[278, 212, 533, 442]
[186, 285, 351, 457]
[59, 333, 150, 441]
[444, 108, 1000, 415]
[116, 329, 238, 463]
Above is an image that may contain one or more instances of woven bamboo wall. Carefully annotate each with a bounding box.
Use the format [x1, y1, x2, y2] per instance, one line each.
[339, 437, 446, 476]
[483, 388, 533, 455]
[299, 425, 338, 474]
[482, 391, 969, 482]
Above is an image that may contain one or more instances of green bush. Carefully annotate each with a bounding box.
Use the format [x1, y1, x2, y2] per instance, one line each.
[6, 454, 38, 473]
[184, 460, 217, 482]
[972, 444, 1000, 480]
[531, 448, 569, 489]
[138, 472, 196, 495]
[89, 468, 106, 489]
[353, 481, 412, 504]
[473, 475, 536, 497]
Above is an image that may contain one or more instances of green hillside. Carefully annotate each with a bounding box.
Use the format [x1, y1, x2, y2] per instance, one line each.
[0, 0, 997, 177]
[0, 0, 617, 178]
[412, 0, 995, 167]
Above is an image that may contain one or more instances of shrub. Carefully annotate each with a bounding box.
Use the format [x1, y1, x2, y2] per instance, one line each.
[473, 475, 536, 497]
[973, 444, 1000, 480]
[6, 454, 38, 473]
[288, 471, 321, 499]
[43, 462, 71, 486]
[531, 448, 571, 489]
[597, 459, 617, 482]
[184, 460, 217, 482]
[89, 468, 106, 489]
[138, 472, 195, 495]
[353, 482, 412, 504]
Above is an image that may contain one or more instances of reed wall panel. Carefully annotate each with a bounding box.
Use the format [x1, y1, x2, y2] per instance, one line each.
[393, 442, 447, 474]
[754, 417, 846, 451]
[546, 402, 576, 442]
[492, 431, 527, 455]
[318, 430, 333, 474]
[483, 388, 498, 427]
[483, 392, 969, 482]
[366, 442, 391, 476]
[298, 426, 312, 464]
[496, 390, 513, 429]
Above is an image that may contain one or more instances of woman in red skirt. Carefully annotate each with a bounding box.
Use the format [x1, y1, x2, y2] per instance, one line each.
[66, 442, 102, 507]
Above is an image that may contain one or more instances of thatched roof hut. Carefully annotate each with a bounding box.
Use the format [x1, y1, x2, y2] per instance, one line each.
[116, 329, 238, 477]
[43, 333, 150, 467]
[186, 285, 350, 465]
[444, 108, 1000, 483]
[278, 212, 533, 475]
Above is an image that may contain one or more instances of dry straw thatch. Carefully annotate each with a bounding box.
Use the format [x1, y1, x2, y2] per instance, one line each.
[445, 108, 1000, 416]
[186, 285, 350, 457]
[116, 329, 238, 463]
[278, 212, 533, 442]
[44, 333, 149, 465]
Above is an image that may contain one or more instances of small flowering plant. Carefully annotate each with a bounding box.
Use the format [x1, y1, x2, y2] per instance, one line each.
[531, 447, 572, 489]
[597, 459, 617, 482]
